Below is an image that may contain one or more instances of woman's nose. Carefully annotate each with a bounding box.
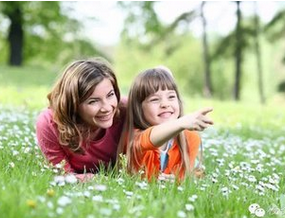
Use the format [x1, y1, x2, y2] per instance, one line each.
[99, 99, 112, 112]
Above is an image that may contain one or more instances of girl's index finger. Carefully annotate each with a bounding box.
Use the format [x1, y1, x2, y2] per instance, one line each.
[200, 107, 213, 115]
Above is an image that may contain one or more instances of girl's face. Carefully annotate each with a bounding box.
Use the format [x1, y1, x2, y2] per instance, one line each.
[142, 89, 180, 126]
[78, 78, 118, 129]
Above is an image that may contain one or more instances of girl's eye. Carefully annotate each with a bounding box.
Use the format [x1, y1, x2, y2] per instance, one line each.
[149, 98, 159, 102]
[169, 95, 176, 99]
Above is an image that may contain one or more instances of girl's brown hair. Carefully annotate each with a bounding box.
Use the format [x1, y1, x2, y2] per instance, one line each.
[48, 57, 120, 153]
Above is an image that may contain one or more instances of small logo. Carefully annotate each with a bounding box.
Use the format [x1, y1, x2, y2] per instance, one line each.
[248, 203, 265, 217]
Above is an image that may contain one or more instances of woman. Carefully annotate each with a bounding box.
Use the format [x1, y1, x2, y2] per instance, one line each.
[36, 57, 126, 181]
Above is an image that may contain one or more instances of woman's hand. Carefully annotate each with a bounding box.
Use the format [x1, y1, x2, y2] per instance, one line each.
[75, 173, 94, 182]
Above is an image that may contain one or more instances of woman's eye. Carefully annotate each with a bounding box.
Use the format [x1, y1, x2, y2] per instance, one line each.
[88, 99, 99, 104]
[108, 91, 115, 98]
[169, 95, 176, 99]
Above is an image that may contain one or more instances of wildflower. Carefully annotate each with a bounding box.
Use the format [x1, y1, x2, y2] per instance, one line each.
[177, 186, 184, 191]
[47, 201, 54, 209]
[256, 184, 264, 193]
[83, 191, 91, 198]
[135, 181, 148, 190]
[94, 184, 107, 192]
[8, 162, 15, 168]
[177, 210, 187, 218]
[47, 189, 55, 197]
[12, 150, 19, 156]
[113, 204, 120, 210]
[37, 196, 46, 203]
[57, 196, 72, 207]
[65, 174, 77, 184]
[116, 178, 125, 185]
[26, 199, 36, 208]
[188, 195, 198, 202]
[92, 195, 103, 202]
[185, 204, 194, 211]
[123, 190, 133, 197]
[100, 208, 112, 216]
[55, 160, 66, 169]
[53, 175, 65, 186]
[56, 207, 64, 215]
[221, 187, 231, 196]
[248, 175, 257, 183]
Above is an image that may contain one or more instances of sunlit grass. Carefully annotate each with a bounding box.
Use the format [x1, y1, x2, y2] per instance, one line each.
[1, 105, 285, 218]
[1, 65, 285, 218]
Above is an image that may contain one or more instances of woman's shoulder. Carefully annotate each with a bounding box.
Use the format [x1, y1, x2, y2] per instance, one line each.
[36, 108, 54, 127]
[37, 108, 52, 119]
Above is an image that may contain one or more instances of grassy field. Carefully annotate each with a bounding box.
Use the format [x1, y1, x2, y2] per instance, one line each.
[1, 65, 285, 218]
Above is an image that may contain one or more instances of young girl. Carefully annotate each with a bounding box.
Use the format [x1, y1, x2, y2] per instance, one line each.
[120, 67, 213, 180]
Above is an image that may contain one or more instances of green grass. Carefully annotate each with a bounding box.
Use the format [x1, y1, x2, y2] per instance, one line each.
[0, 65, 58, 109]
[1, 65, 285, 218]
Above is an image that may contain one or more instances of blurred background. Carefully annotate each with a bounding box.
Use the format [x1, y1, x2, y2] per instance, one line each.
[0, 1, 285, 110]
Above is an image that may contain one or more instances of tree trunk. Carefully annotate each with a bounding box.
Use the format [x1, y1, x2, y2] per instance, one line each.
[7, 5, 23, 66]
[201, 1, 213, 98]
[233, 1, 242, 101]
[254, 2, 266, 104]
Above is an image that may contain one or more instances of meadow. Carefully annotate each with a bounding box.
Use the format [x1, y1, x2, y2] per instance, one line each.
[0, 65, 285, 218]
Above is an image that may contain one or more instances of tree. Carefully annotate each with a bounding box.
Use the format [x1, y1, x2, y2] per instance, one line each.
[119, 2, 214, 97]
[2, 2, 24, 66]
[253, 2, 266, 104]
[233, 1, 243, 101]
[200, 1, 213, 98]
[0, 2, 103, 66]
[213, 2, 263, 101]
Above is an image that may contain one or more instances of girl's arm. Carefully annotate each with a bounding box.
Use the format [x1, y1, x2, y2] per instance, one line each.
[150, 107, 213, 147]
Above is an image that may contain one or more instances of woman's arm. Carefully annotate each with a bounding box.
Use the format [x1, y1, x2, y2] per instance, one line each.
[36, 111, 74, 173]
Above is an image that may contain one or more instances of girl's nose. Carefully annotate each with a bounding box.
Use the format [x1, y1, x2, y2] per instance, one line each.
[160, 100, 170, 108]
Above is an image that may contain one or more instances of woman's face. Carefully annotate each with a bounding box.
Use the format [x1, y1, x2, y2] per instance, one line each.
[78, 78, 118, 129]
